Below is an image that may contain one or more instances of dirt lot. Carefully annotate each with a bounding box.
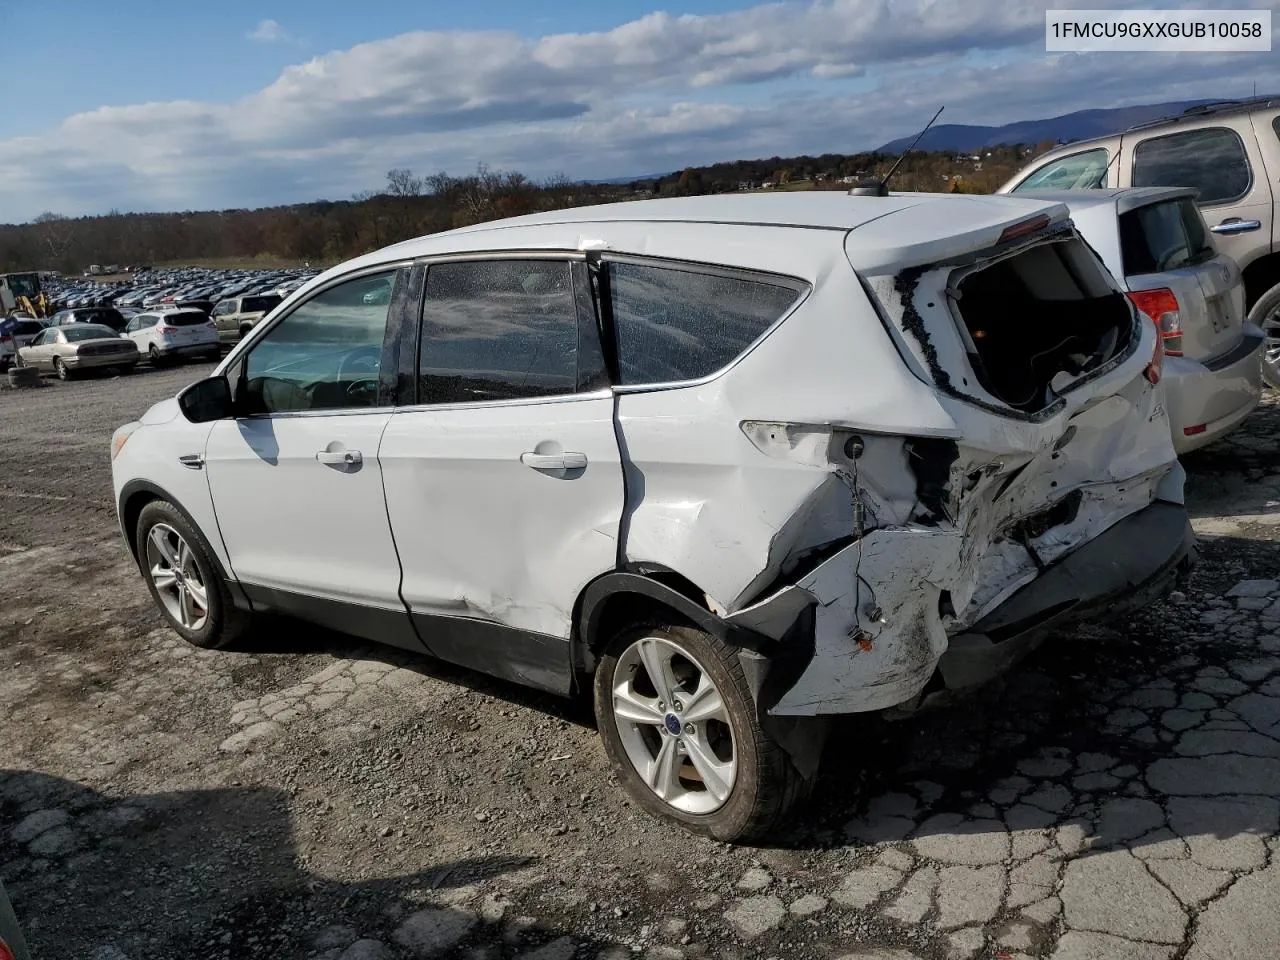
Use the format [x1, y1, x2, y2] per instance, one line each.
[2, 366, 1279, 960]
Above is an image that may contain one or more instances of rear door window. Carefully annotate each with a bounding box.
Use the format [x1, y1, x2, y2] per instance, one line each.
[1012, 148, 1110, 191]
[1120, 198, 1216, 275]
[418, 260, 580, 404]
[1131, 127, 1252, 204]
[604, 260, 804, 385]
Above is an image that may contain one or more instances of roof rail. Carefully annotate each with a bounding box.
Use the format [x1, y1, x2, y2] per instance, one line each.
[1121, 96, 1277, 135]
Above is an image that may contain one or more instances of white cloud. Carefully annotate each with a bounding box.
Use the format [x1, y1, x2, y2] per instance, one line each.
[248, 19, 291, 43]
[1, 0, 1275, 220]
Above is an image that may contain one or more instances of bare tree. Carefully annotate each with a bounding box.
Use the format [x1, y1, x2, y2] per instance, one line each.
[385, 168, 423, 197]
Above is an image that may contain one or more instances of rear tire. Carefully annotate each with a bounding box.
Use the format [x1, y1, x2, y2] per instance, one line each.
[53, 357, 72, 381]
[148, 345, 165, 368]
[135, 500, 251, 650]
[593, 622, 812, 842]
[1251, 283, 1280, 390]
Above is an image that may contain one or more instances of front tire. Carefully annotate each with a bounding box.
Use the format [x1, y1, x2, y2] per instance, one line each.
[135, 500, 250, 650]
[1250, 284, 1280, 390]
[593, 623, 811, 842]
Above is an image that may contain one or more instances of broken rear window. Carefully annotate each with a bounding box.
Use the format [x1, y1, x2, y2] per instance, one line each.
[952, 238, 1133, 413]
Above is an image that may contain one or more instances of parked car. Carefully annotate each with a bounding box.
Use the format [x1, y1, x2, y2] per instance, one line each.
[1014, 187, 1263, 453]
[211, 294, 284, 342]
[999, 96, 1280, 386]
[50, 306, 128, 332]
[125, 309, 222, 365]
[111, 193, 1192, 840]
[21, 323, 138, 379]
[0, 317, 47, 371]
[0, 878, 31, 960]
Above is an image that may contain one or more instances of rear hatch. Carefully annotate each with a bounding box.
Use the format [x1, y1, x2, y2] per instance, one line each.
[1118, 191, 1246, 363]
[844, 195, 1177, 629]
[158, 311, 214, 343]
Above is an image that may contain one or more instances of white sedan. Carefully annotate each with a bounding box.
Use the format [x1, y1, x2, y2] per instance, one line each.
[19, 323, 139, 379]
[124, 309, 221, 365]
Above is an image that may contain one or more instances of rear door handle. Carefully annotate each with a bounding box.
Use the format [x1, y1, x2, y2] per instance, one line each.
[521, 451, 588, 471]
[1211, 218, 1262, 235]
[316, 449, 362, 466]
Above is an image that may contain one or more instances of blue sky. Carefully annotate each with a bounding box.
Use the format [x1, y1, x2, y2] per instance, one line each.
[0, 1, 1273, 221]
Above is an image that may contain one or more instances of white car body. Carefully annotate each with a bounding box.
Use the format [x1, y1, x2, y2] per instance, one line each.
[125, 309, 221, 362]
[1012, 188, 1262, 454]
[111, 193, 1192, 833]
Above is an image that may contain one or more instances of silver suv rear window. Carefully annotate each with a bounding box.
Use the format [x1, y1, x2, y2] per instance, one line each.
[1119, 198, 1214, 275]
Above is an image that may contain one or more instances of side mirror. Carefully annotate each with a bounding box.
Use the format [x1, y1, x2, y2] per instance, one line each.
[178, 375, 234, 423]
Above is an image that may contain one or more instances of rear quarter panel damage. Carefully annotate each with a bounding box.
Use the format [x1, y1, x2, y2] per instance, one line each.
[613, 221, 1182, 717]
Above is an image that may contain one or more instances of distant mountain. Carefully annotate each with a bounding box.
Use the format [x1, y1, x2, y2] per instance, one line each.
[585, 172, 673, 185]
[876, 99, 1222, 153]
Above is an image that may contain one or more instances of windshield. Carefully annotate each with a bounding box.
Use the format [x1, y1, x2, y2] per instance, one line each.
[242, 295, 281, 314]
[62, 325, 119, 342]
[73, 309, 123, 326]
[4, 273, 40, 298]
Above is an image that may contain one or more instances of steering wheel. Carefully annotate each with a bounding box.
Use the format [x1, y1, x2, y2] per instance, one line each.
[336, 345, 381, 400]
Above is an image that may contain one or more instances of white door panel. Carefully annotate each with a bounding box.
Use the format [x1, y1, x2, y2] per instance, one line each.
[205, 413, 402, 607]
[380, 395, 623, 639]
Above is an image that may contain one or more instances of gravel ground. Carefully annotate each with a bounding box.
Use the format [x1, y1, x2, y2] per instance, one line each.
[2, 366, 1279, 960]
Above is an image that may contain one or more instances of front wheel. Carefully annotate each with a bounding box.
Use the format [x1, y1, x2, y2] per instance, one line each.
[1250, 284, 1280, 390]
[135, 500, 251, 649]
[593, 623, 812, 842]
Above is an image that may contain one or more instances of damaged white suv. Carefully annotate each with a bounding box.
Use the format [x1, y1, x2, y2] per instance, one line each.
[111, 193, 1193, 841]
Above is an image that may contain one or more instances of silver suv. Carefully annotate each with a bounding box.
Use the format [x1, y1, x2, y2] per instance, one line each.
[1000, 97, 1280, 385]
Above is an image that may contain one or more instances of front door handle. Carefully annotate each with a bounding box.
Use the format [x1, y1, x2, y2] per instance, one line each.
[1211, 218, 1262, 235]
[521, 451, 588, 471]
[316, 449, 362, 466]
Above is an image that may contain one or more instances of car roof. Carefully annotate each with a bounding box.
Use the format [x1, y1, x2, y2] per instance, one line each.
[321, 192, 1069, 281]
[1025, 96, 1278, 160]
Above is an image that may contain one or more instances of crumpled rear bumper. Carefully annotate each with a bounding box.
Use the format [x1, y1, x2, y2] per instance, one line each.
[935, 500, 1194, 691]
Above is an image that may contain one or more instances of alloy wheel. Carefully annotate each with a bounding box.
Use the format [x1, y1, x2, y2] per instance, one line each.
[611, 636, 737, 814]
[1264, 320, 1280, 385]
[144, 523, 209, 630]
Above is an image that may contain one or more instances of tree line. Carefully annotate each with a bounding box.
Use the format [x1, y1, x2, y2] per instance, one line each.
[1, 145, 1051, 274]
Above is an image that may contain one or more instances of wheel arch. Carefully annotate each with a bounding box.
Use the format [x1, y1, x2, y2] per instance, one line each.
[1242, 251, 1280, 314]
[574, 566, 776, 675]
[117, 480, 250, 610]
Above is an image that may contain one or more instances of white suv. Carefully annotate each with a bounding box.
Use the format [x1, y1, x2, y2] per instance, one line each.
[111, 193, 1192, 840]
[124, 308, 221, 365]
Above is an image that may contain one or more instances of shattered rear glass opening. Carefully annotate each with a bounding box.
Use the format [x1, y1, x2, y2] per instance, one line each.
[952, 238, 1134, 412]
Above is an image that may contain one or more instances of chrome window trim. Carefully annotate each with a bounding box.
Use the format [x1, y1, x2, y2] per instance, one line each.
[393, 388, 614, 415]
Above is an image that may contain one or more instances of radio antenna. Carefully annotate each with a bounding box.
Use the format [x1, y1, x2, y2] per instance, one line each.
[850, 105, 944, 197]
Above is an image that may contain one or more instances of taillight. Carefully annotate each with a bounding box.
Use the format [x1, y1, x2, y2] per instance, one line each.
[1127, 288, 1183, 357]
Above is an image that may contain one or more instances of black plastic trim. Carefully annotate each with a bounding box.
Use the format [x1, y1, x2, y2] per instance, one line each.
[1204, 324, 1265, 372]
[116, 479, 253, 613]
[410, 613, 573, 696]
[382, 264, 421, 408]
[571, 260, 610, 392]
[240, 583, 428, 654]
[578, 572, 776, 655]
